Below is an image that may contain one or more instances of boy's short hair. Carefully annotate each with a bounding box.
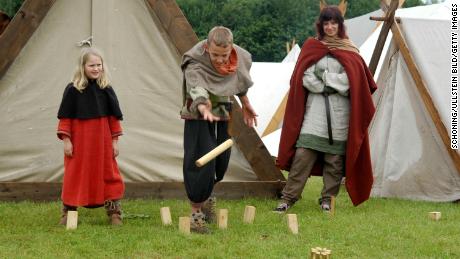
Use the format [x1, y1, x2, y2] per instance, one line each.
[207, 26, 233, 47]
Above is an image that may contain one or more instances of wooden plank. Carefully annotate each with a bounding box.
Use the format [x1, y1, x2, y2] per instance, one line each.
[144, 0, 198, 55]
[262, 91, 289, 137]
[391, 19, 460, 175]
[0, 0, 56, 79]
[368, 0, 399, 75]
[145, 0, 284, 181]
[230, 98, 286, 181]
[0, 181, 285, 201]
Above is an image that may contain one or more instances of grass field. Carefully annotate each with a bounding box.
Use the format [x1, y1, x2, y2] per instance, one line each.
[0, 177, 458, 258]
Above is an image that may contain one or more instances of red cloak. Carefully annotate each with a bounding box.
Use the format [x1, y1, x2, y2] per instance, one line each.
[277, 38, 377, 206]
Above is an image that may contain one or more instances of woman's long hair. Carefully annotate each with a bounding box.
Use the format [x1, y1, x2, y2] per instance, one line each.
[72, 47, 110, 92]
[315, 6, 348, 40]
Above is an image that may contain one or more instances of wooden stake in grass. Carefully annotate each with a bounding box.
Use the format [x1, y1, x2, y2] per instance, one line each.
[66, 211, 78, 230]
[160, 207, 172, 225]
[218, 209, 228, 229]
[178, 216, 190, 234]
[428, 211, 441, 221]
[286, 213, 298, 234]
[330, 196, 336, 216]
[243, 205, 256, 224]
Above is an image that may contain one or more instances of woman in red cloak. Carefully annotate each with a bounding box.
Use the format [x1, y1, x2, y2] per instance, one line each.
[274, 5, 377, 213]
[57, 48, 124, 225]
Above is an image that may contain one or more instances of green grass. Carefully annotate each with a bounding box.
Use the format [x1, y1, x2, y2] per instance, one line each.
[0, 177, 459, 258]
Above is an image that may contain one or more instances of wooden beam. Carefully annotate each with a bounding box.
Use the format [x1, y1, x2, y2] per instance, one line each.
[262, 91, 289, 137]
[0, 181, 285, 202]
[144, 0, 198, 56]
[390, 19, 460, 175]
[368, 0, 399, 75]
[0, 0, 56, 79]
[230, 98, 286, 181]
[145, 0, 284, 181]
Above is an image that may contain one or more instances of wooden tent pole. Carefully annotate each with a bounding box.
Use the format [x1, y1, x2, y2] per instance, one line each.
[0, 0, 56, 78]
[390, 18, 460, 175]
[368, 0, 399, 76]
[262, 91, 289, 137]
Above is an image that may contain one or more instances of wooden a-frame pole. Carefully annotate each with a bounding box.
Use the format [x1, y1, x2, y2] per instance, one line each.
[369, 0, 460, 175]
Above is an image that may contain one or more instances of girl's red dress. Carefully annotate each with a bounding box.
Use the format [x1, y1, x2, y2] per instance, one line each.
[57, 116, 124, 207]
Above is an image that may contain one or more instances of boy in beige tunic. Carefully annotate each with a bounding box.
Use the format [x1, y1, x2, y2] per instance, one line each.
[180, 26, 257, 233]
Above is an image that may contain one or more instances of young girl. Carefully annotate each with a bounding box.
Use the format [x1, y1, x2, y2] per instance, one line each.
[57, 47, 124, 225]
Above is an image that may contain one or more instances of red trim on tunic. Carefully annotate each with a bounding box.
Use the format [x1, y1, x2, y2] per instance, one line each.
[277, 38, 377, 206]
[57, 116, 124, 207]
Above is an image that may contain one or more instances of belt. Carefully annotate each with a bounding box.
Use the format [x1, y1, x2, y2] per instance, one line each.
[322, 86, 338, 145]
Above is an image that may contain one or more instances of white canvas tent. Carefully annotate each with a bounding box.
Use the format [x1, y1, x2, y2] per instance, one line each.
[369, 0, 460, 201]
[0, 0, 285, 201]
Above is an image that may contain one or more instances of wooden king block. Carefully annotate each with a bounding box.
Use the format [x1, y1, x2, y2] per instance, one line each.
[178, 216, 190, 234]
[160, 207, 172, 225]
[428, 211, 441, 221]
[243, 205, 256, 224]
[286, 213, 298, 234]
[218, 209, 228, 229]
[66, 211, 78, 230]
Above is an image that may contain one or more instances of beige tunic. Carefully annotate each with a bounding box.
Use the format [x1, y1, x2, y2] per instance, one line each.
[180, 40, 253, 120]
[296, 55, 350, 154]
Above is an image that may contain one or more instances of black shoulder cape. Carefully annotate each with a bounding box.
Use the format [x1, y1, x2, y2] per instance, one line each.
[57, 81, 123, 120]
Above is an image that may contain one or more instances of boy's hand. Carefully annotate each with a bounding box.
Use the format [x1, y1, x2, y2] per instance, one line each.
[198, 100, 220, 122]
[242, 103, 258, 128]
[239, 95, 258, 128]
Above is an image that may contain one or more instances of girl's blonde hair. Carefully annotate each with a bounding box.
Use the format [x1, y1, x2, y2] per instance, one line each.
[72, 47, 110, 91]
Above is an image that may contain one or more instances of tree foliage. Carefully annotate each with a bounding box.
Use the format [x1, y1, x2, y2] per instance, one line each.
[0, 0, 424, 61]
[177, 0, 424, 61]
[0, 0, 24, 17]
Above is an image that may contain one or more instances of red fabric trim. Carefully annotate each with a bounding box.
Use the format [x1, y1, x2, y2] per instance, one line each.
[213, 47, 238, 75]
[277, 38, 377, 206]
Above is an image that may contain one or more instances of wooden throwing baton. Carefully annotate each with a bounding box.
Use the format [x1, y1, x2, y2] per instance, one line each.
[195, 139, 234, 167]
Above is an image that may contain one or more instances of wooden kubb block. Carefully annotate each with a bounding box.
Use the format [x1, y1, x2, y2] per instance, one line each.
[218, 209, 228, 229]
[66, 211, 78, 230]
[178, 216, 190, 234]
[310, 247, 331, 259]
[286, 213, 298, 234]
[428, 211, 441, 221]
[160, 207, 172, 225]
[243, 205, 256, 224]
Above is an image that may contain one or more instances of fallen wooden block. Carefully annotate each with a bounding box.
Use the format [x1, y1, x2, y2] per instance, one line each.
[178, 216, 190, 234]
[160, 207, 172, 225]
[218, 209, 228, 229]
[428, 211, 441, 221]
[66, 211, 78, 230]
[286, 213, 298, 234]
[243, 205, 256, 224]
